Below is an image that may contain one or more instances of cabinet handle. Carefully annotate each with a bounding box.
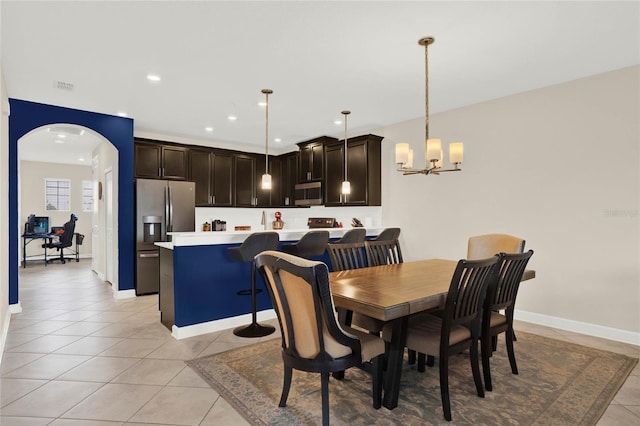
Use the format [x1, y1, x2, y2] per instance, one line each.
[212, 195, 215, 204]
[307, 171, 311, 180]
[158, 168, 162, 177]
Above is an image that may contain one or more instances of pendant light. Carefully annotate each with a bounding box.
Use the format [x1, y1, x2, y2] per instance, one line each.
[261, 89, 273, 190]
[341, 110, 351, 196]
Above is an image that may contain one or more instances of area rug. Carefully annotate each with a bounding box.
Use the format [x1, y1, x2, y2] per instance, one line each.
[187, 332, 637, 425]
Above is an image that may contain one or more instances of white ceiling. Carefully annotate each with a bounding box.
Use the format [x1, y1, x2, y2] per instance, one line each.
[3, 1, 639, 165]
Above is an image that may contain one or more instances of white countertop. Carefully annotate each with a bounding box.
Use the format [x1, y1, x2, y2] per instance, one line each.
[156, 227, 387, 249]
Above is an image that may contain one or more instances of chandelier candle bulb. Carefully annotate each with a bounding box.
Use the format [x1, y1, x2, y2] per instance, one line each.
[395, 143, 410, 165]
[341, 181, 351, 195]
[426, 138, 442, 162]
[449, 142, 464, 164]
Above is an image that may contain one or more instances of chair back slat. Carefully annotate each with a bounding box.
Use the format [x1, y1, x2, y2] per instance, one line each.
[488, 250, 534, 311]
[446, 256, 499, 326]
[327, 242, 367, 271]
[365, 239, 403, 266]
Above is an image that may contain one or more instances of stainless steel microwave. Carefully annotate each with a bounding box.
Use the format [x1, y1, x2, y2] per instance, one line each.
[294, 182, 323, 206]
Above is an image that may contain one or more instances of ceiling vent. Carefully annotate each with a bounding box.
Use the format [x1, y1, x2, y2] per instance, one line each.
[54, 80, 74, 91]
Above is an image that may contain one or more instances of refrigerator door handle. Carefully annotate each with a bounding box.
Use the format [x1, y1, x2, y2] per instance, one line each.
[165, 185, 171, 234]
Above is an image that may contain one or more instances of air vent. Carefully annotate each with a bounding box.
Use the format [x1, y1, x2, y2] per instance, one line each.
[54, 80, 74, 91]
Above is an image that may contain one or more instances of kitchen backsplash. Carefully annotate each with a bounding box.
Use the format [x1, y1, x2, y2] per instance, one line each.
[195, 206, 382, 232]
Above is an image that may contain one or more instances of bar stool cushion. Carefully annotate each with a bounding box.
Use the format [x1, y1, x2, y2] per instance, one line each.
[282, 230, 330, 259]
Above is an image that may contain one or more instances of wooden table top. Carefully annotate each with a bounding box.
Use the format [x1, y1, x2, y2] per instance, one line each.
[329, 259, 536, 322]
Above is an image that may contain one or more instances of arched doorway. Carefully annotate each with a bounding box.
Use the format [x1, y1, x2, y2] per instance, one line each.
[8, 99, 135, 309]
[18, 124, 118, 287]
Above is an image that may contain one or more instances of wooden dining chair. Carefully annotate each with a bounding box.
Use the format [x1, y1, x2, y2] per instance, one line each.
[467, 233, 525, 260]
[365, 239, 403, 266]
[481, 250, 534, 391]
[383, 255, 499, 421]
[255, 251, 385, 426]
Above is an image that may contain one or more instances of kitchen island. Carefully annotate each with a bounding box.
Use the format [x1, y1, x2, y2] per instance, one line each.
[157, 227, 386, 339]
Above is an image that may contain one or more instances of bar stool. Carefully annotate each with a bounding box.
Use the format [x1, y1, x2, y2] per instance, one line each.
[228, 231, 280, 337]
[370, 227, 400, 242]
[281, 230, 330, 259]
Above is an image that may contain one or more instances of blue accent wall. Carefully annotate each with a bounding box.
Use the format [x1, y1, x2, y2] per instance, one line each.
[8, 99, 134, 304]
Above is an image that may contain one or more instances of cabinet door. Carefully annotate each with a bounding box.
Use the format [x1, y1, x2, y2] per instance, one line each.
[255, 155, 271, 207]
[311, 143, 324, 181]
[324, 143, 344, 206]
[345, 140, 368, 205]
[234, 155, 256, 207]
[189, 149, 213, 205]
[135, 144, 162, 178]
[161, 146, 189, 180]
[212, 152, 233, 206]
[284, 152, 298, 206]
[299, 145, 312, 182]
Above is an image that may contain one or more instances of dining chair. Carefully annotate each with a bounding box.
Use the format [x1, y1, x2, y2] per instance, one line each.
[255, 251, 385, 426]
[481, 250, 534, 391]
[365, 238, 403, 266]
[467, 233, 525, 260]
[383, 255, 499, 421]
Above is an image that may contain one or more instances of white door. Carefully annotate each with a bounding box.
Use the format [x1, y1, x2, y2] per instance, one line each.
[105, 168, 114, 285]
[91, 156, 99, 272]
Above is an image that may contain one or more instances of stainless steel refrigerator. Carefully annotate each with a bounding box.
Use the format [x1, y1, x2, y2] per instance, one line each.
[135, 179, 195, 295]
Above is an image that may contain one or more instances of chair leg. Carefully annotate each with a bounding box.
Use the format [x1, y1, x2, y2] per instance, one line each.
[470, 339, 485, 398]
[321, 372, 330, 426]
[408, 349, 416, 365]
[481, 332, 493, 392]
[279, 365, 292, 407]
[439, 355, 452, 421]
[491, 335, 498, 352]
[417, 352, 426, 372]
[506, 327, 519, 374]
[371, 355, 383, 409]
[427, 354, 435, 367]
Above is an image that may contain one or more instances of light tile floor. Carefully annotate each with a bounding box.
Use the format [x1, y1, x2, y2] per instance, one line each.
[1, 261, 638, 425]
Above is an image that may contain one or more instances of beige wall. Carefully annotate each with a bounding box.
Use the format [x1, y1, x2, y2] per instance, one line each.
[0, 60, 10, 354]
[380, 66, 640, 342]
[19, 161, 93, 260]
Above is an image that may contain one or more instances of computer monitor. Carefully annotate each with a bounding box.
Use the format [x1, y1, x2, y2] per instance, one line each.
[31, 216, 49, 234]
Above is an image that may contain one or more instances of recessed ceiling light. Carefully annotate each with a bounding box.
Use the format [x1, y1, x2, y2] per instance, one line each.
[78, 157, 85, 162]
[57, 134, 67, 138]
[146, 74, 161, 82]
[54, 139, 65, 144]
[227, 115, 238, 121]
[274, 138, 282, 143]
[205, 127, 214, 132]
[334, 120, 342, 125]
[117, 112, 128, 117]
[257, 101, 267, 107]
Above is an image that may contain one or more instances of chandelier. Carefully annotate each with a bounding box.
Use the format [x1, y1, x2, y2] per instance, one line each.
[396, 37, 463, 175]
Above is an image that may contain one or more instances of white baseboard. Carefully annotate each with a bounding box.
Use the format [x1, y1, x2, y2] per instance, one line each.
[114, 289, 136, 300]
[0, 309, 11, 365]
[515, 309, 640, 347]
[9, 302, 22, 314]
[171, 309, 277, 340]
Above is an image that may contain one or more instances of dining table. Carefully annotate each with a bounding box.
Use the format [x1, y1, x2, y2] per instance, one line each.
[328, 258, 536, 410]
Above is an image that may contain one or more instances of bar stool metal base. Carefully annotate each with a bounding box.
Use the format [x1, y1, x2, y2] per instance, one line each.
[233, 322, 275, 338]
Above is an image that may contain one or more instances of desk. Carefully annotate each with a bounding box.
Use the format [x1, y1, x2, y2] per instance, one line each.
[21, 233, 55, 267]
[329, 259, 535, 410]
[21, 233, 83, 267]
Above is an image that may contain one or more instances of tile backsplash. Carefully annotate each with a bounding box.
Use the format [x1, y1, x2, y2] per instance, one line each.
[195, 206, 382, 232]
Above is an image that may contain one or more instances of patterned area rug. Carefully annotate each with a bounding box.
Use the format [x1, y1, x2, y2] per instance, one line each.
[187, 332, 637, 425]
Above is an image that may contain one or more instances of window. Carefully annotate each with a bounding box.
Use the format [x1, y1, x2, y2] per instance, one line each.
[45, 178, 70, 211]
[82, 180, 94, 212]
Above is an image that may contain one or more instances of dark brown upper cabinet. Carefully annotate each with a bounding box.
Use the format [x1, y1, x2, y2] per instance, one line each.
[297, 136, 338, 182]
[324, 134, 382, 206]
[134, 139, 189, 180]
[188, 148, 233, 206]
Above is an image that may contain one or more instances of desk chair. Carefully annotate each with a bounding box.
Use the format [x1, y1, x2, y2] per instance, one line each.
[43, 213, 77, 264]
